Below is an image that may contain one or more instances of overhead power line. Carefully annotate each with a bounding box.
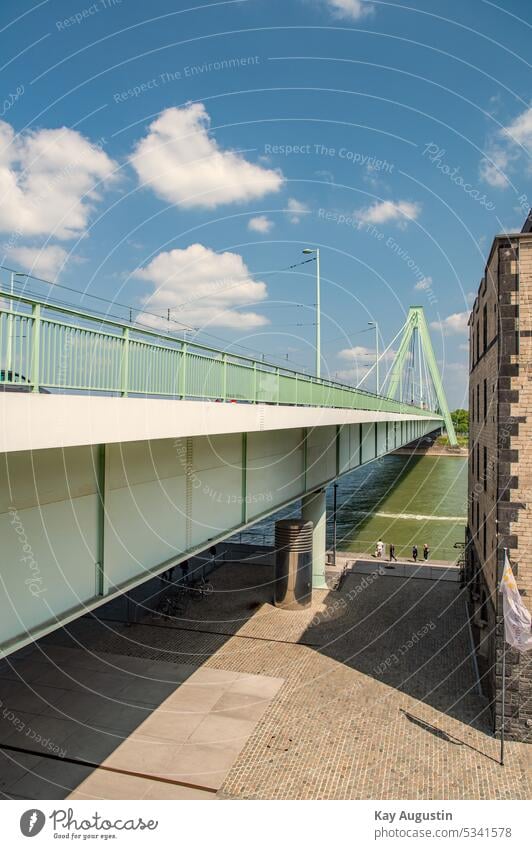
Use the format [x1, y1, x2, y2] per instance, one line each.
[0, 256, 321, 373]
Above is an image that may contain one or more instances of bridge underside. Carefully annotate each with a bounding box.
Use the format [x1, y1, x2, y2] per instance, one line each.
[0, 398, 441, 657]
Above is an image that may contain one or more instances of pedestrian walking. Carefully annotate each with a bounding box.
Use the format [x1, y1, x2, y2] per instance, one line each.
[389, 544, 397, 562]
[412, 544, 418, 562]
[161, 566, 174, 584]
[376, 539, 384, 558]
[423, 544, 429, 561]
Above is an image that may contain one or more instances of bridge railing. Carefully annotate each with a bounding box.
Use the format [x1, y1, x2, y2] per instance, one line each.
[0, 289, 437, 416]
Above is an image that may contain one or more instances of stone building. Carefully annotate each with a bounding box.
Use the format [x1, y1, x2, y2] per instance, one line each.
[466, 211, 532, 742]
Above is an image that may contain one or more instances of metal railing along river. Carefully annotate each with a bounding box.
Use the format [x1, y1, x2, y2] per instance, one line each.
[0, 288, 436, 415]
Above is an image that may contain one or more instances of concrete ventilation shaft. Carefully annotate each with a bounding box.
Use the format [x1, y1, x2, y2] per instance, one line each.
[274, 519, 313, 609]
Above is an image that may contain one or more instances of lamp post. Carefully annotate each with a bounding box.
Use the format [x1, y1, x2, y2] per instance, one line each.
[333, 481, 338, 568]
[6, 271, 25, 374]
[368, 320, 379, 394]
[302, 248, 320, 378]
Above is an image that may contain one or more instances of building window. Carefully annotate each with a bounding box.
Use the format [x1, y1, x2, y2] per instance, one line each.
[483, 446, 487, 490]
[483, 514, 487, 559]
[476, 322, 480, 362]
[476, 384, 480, 423]
[476, 443, 480, 481]
[483, 304, 488, 351]
[484, 378, 487, 421]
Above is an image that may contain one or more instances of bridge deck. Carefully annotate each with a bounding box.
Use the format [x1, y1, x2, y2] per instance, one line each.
[0, 393, 441, 453]
[0, 290, 444, 658]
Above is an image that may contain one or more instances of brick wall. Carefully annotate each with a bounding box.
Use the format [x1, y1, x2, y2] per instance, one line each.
[467, 234, 532, 742]
[511, 238, 532, 611]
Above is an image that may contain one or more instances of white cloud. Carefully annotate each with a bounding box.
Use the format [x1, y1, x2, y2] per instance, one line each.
[479, 145, 512, 188]
[487, 93, 503, 117]
[333, 368, 361, 383]
[322, 0, 374, 20]
[315, 169, 334, 183]
[130, 104, 283, 209]
[133, 243, 269, 330]
[441, 362, 469, 408]
[414, 275, 433, 291]
[338, 345, 373, 360]
[286, 197, 310, 224]
[430, 311, 469, 335]
[7, 245, 79, 279]
[0, 120, 116, 240]
[338, 344, 395, 361]
[480, 104, 532, 188]
[503, 105, 532, 150]
[446, 361, 468, 372]
[354, 199, 421, 227]
[248, 215, 273, 234]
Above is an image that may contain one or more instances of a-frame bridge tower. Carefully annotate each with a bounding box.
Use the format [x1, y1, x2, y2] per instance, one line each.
[381, 306, 458, 447]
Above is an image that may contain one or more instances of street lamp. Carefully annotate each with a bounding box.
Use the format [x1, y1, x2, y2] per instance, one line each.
[368, 320, 379, 394]
[302, 248, 320, 378]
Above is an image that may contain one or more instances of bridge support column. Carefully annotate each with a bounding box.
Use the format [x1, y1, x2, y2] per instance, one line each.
[302, 489, 327, 589]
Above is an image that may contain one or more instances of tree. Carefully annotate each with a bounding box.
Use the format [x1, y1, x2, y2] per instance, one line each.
[450, 408, 469, 434]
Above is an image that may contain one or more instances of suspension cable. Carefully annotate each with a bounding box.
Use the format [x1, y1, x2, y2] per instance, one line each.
[357, 320, 408, 390]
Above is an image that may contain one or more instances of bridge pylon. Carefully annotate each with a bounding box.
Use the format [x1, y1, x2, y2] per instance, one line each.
[385, 306, 458, 447]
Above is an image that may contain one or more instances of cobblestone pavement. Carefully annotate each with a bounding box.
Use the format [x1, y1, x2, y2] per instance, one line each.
[39, 562, 530, 800]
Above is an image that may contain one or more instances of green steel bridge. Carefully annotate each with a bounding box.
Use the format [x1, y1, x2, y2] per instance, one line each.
[0, 289, 455, 656]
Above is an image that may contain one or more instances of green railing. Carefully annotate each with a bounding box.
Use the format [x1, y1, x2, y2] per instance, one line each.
[0, 289, 438, 416]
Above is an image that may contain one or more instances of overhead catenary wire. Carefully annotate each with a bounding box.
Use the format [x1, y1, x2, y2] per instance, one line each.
[0, 256, 321, 373]
[0, 256, 316, 317]
[157, 256, 316, 315]
[0, 264, 196, 331]
[3, 278, 314, 373]
[356, 320, 407, 390]
[322, 324, 375, 347]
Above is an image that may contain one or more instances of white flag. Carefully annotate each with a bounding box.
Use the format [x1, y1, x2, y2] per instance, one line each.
[499, 552, 532, 653]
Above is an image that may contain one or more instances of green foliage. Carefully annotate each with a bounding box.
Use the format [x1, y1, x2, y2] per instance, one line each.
[436, 434, 468, 448]
[450, 408, 469, 434]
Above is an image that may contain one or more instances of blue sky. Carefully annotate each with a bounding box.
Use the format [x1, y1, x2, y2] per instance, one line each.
[1, 0, 531, 407]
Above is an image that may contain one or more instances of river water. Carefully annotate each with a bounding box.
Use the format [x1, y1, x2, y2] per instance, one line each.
[246, 454, 467, 562]
[328, 453, 467, 561]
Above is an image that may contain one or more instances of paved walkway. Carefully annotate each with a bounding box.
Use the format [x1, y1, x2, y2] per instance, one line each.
[332, 549, 459, 567]
[328, 552, 461, 585]
[0, 561, 529, 799]
[0, 647, 282, 799]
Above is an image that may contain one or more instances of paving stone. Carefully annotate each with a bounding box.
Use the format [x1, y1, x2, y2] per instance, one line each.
[24, 564, 532, 799]
[8, 758, 93, 799]
[132, 709, 207, 744]
[68, 768, 154, 800]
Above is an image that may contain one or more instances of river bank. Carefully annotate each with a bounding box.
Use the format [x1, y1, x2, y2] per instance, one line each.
[392, 446, 468, 457]
[330, 454, 467, 561]
[244, 453, 468, 563]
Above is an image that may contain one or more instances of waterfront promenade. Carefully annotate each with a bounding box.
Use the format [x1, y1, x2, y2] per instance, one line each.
[1, 557, 528, 800]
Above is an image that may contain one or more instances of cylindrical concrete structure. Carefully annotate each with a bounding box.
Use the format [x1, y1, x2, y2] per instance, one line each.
[274, 519, 313, 609]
